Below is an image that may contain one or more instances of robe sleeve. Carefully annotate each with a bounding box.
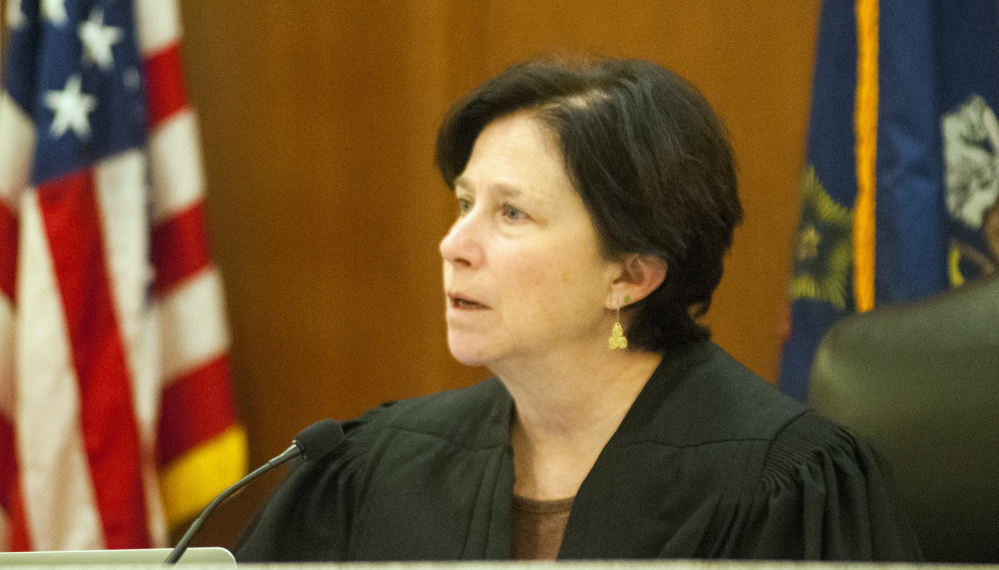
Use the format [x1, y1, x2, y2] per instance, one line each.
[735, 411, 922, 560]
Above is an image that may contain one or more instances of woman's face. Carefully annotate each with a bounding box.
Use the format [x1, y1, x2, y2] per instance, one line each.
[440, 111, 621, 372]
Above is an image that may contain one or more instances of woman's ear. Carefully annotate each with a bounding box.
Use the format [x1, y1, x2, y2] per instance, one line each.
[606, 254, 667, 308]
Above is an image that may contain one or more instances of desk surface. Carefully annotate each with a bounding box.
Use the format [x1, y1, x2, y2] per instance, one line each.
[0, 559, 981, 570]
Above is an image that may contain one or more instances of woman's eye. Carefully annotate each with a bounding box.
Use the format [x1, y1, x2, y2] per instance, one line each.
[456, 197, 472, 214]
[503, 204, 525, 221]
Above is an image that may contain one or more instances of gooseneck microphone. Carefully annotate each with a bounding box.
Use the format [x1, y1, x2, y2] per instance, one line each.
[165, 419, 345, 564]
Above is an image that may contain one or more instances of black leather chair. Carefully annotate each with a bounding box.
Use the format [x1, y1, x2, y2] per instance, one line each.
[808, 276, 999, 562]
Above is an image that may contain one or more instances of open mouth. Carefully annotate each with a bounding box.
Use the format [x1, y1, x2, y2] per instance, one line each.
[451, 296, 487, 309]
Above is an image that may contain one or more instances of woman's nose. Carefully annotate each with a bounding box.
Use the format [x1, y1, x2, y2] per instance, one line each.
[439, 213, 483, 268]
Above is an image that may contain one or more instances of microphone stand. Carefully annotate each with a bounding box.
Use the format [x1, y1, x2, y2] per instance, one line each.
[164, 443, 301, 564]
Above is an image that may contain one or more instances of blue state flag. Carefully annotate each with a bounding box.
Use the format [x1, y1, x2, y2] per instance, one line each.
[779, 0, 999, 401]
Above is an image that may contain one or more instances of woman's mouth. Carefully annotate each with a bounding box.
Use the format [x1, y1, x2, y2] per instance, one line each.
[450, 295, 488, 309]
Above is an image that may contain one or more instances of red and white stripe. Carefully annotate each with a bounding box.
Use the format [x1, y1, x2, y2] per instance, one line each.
[0, 87, 33, 552]
[141, 0, 242, 528]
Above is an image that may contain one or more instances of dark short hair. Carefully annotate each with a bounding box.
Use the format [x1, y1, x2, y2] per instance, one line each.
[435, 57, 742, 353]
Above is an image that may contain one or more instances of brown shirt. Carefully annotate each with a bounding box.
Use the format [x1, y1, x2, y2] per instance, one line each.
[510, 495, 575, 560]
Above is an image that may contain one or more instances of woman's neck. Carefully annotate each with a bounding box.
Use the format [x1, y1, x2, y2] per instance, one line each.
[502, 349, 663, 500]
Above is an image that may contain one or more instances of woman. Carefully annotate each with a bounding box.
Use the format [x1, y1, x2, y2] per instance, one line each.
[235, 57, 920, 561]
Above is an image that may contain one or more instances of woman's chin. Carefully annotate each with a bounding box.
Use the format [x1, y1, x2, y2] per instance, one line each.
[447, 338, 495, 368]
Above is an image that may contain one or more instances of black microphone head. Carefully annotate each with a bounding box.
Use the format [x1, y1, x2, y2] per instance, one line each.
[292, 418, 345, 461]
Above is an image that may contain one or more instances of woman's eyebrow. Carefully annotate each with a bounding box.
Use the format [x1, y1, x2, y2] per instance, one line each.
[453, 177, 526, 200]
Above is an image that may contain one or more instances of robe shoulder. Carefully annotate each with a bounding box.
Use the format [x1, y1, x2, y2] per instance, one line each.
[233, 378, 514, 562]
[562, 342, 921, 560]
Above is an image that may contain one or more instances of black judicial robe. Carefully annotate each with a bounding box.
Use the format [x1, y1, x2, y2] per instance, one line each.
[234, 341, 921, 561]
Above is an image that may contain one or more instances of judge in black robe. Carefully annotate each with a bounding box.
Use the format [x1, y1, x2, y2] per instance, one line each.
[235, 57, 921, 562]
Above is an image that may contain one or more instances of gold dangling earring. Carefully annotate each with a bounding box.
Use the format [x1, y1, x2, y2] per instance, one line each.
[608, 295, 629, 350]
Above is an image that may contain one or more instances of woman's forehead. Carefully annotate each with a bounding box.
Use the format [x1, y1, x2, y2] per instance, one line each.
[458, 115, 567, 188]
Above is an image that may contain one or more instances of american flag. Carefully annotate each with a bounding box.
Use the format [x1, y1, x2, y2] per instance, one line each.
[0, 0, 246, 550]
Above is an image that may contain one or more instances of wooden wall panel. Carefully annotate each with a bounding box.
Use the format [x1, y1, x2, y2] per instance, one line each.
[175, 0, 820, 547]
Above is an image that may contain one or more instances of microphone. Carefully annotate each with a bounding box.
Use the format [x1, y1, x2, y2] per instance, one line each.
[164, 419, 345, 564]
